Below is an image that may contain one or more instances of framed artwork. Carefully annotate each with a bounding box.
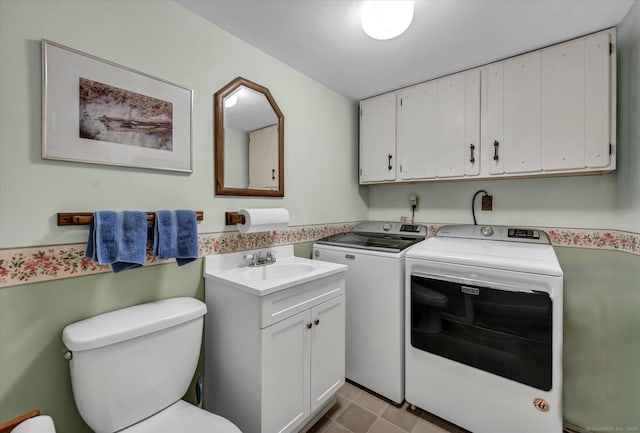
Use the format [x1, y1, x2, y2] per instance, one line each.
[42, 40, 193, 172]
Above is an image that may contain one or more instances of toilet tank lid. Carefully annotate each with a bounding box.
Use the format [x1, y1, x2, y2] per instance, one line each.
[63, 297, 206, 352]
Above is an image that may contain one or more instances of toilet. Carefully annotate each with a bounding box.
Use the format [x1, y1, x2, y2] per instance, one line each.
[62, 297, 241, 433]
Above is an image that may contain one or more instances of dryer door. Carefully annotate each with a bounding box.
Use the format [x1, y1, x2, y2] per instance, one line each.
[410, 275, 553, 391]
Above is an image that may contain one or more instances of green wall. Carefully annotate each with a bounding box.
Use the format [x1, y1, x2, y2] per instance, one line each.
[557, 247, 640, 431]
[0, 261, 205, 432]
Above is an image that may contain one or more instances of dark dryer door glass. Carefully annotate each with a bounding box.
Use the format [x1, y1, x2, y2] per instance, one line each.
[410, 275, 553, 390]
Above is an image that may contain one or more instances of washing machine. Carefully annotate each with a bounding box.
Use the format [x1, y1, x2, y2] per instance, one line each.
[405, 224, 563, 433]
[313, 221, 427, 404]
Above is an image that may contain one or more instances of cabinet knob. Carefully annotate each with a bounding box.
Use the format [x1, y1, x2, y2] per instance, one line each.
[306, 323, 312, 329]
[314, 319, 320, 326]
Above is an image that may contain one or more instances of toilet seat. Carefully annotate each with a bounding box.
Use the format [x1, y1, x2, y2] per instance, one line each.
[120, 400, 241, 433]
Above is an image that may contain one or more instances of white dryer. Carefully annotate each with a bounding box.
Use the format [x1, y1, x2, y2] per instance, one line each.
[313, 221, 427, 404]
[405, 225, 563, 433]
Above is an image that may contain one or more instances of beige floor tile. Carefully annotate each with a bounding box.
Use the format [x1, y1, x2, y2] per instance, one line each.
[381, 403, 419, 432]
[307, 416, 333, 433]
[326, 395, 350, 421]
[335, 403, 377, 433]
[411, 418, 451, 433]
[354, 391, 388, 416]
[322, 420, 351, 433]
[337, 382, 363, 401]
[367, 418, 408, 433]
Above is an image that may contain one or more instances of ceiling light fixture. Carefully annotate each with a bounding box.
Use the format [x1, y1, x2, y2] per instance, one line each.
[361, 0, 414, 40]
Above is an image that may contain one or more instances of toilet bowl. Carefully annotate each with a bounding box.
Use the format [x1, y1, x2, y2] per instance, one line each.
[62, 297, 241, 433]
[11, 416, 56, 433]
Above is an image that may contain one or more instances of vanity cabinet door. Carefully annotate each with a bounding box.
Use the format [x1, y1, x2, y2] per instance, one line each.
[360, 93, 397, 183]
[397, 82, 438, 180]
[262, 310, 311, 433]
[310, 295, 345, 413]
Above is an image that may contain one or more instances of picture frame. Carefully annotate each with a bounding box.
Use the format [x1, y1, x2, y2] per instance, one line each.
[42, 40, 193, 173]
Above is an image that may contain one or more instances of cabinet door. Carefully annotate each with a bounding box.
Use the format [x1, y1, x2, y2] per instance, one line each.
[503, 51, 541, 174]
[436, 73, 466, 178]
[310, 296, 345, 413]
[485, 63, 505, 174]
[465, 70, 481, 176]
[262, 310, 311, 433]
[360, 93, 396, 182]
[397, 82, 438, 180]
[585, 32, 611, 168]
[541, 38, 586, 170]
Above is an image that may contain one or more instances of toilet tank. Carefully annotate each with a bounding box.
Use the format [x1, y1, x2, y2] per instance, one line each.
[62, 297, 206, 433]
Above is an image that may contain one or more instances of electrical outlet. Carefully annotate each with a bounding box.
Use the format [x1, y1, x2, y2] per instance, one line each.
[409, 194, 419, 211]
[481, 195, 493, 211]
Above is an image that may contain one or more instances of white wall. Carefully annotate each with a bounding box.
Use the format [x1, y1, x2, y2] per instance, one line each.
[368, 17, 640, 233]
[0, 0, 369, 249]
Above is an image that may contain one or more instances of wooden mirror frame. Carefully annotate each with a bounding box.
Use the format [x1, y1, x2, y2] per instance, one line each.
[214, 77, 284, 196]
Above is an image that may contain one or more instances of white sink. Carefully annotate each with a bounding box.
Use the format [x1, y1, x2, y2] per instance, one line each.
[243, 263, 315, 281]
[203, 245, 347, 296]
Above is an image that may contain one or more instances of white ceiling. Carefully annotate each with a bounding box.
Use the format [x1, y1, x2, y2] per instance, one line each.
[176, 0, 635, 101]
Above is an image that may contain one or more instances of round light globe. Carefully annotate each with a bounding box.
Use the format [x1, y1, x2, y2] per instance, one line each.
[361, 0, 414, 40]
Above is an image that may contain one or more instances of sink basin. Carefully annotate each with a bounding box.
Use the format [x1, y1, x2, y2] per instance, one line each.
[204, 245, 348, 296]
[243, 263, 315, 280]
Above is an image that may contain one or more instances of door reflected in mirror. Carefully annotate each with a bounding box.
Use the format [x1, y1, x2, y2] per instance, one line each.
[215, 77, 284, 196]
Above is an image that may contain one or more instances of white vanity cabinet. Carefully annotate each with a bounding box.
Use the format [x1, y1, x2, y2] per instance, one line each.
[360, 92, 397, 183]
[203, 253, 346, 433]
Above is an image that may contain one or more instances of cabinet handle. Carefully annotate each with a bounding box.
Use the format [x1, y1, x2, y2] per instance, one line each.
[306, 323, 312, 329]
[470, 143, 475, 164]
[272, 169, 275, 180]
[314, 319, 320, 326]
[388, 154, 393, 171]
[493, 140, 500, 161]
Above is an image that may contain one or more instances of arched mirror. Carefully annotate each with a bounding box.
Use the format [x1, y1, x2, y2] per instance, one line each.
[214, 77, 284, 196]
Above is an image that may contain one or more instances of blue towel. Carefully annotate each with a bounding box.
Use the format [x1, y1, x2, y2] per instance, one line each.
[86, 211, 148, 273]
[153, 210, 199, 266]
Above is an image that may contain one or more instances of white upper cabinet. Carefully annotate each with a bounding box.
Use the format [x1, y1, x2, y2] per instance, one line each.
[360, 93, 397, 183]
[464, 70, 481, 176]
[437, 72, 467, 178]
[395, 70, 480, 181]
[541, 32, 611, 171]
[397, 82, 438, 180]
[484, 63, 505, 175]
[360, 28, 615, 185]
[585, 32, 612, 169]
[503, 51, 542, 174]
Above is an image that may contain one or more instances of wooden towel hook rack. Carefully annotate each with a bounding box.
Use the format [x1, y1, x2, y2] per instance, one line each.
[57, 211, 204, 226]
[225, 211, 245, 226]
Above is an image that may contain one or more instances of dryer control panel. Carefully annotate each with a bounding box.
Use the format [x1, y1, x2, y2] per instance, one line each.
[435, 224, 550, 244]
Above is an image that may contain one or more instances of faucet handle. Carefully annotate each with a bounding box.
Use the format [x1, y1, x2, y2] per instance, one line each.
[243, 253, 255, 264]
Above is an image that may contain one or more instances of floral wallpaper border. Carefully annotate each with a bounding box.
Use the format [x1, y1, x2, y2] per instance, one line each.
[0, 223, 638, 288]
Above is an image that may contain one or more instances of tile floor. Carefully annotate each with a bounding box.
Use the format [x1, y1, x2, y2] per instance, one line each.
[308, 381, 469, 433]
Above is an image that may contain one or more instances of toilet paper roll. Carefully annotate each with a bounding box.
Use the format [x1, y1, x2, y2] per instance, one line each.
[237, 208, 290, 233]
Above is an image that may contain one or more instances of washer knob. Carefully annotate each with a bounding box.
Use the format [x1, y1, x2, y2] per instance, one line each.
[383, 223, 392, 231]
[480, 225, 494, 236]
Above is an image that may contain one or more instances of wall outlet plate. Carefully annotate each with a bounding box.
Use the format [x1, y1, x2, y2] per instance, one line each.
[481, 195, 493, 211]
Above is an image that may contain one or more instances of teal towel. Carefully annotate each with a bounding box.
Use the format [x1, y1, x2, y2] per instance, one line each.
[86, 211, 148, 272]
[153, 210, 198, 266]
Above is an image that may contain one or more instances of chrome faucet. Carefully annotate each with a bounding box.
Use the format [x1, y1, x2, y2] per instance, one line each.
[244, 250, 277, 267]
